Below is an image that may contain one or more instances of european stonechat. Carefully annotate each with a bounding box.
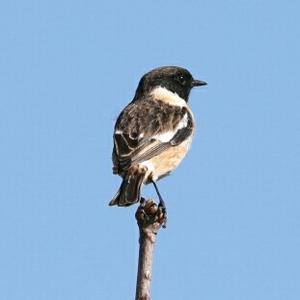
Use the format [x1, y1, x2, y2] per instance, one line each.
[109, 66, 206, 210]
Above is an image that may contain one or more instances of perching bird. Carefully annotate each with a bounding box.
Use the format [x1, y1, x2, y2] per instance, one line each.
[109, 66, 206, 210]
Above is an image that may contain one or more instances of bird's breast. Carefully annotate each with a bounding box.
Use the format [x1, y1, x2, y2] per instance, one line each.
[141, 134, 194, 182]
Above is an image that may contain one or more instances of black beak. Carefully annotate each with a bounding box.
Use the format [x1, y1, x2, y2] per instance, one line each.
[192, 79, 207, 87]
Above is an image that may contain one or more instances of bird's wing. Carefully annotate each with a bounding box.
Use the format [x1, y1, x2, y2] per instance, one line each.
[113, 100, 194, 173]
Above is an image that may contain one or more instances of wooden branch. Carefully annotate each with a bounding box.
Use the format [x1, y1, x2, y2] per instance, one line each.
[135, 199, 167, 300]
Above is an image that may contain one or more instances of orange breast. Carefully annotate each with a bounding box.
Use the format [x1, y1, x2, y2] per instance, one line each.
[147, 136, 193, 181]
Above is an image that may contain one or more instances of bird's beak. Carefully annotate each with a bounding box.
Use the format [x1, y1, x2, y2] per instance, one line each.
[192, 79, 207, 87]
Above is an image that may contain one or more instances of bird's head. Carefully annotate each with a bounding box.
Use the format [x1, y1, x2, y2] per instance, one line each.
[134, 66, 207, 102]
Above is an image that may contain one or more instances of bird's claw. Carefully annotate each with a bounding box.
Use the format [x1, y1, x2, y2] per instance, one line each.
[136, 199, 167, 229]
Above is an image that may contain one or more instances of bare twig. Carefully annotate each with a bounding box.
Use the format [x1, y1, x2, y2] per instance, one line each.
[135, 199, 167, 300]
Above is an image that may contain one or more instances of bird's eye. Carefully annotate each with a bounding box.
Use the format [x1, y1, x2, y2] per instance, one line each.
[177, 74, 186, 85]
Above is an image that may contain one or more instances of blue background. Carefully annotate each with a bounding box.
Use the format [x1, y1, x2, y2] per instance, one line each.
[1, 0, 299, 299]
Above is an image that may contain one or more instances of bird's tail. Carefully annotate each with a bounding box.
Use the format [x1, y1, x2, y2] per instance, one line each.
[109, 172, 146, 207]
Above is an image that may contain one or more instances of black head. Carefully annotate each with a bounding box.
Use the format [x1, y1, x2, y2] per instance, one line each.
[134, 66, 207, 101]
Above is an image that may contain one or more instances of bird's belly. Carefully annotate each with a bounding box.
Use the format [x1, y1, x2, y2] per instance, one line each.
[142, 136, 193, 182]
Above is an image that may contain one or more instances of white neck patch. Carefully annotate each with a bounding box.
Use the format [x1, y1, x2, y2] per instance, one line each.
[150, 86, 187, 107]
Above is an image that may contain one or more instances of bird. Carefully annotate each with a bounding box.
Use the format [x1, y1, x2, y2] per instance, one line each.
[109, 66, 206, 211]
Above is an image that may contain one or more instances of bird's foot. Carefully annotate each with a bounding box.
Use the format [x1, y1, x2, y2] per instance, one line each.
[140, 197, 146, 206]
[136, 199, 167, 230]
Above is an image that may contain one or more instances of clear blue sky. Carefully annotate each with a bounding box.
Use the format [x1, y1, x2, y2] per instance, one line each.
[1, 0, 299, 299]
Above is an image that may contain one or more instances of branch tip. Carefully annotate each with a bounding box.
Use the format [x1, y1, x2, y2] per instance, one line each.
[135, 199, 167, 300]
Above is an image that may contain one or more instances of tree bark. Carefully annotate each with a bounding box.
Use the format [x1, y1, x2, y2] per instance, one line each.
[135, 200, 166, 300]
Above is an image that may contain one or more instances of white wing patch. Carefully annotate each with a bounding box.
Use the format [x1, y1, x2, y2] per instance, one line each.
[115, 109, 191, 146]
[153, 131, 174, 143]
[177, 113, 188, 129]
[153, 113, 189, 143]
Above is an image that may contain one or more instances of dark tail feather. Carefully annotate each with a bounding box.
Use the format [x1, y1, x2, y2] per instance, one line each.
[109, 172, 146, 207]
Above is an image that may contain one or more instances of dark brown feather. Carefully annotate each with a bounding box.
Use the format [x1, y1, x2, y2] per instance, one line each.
[112, 97, 193, 175]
